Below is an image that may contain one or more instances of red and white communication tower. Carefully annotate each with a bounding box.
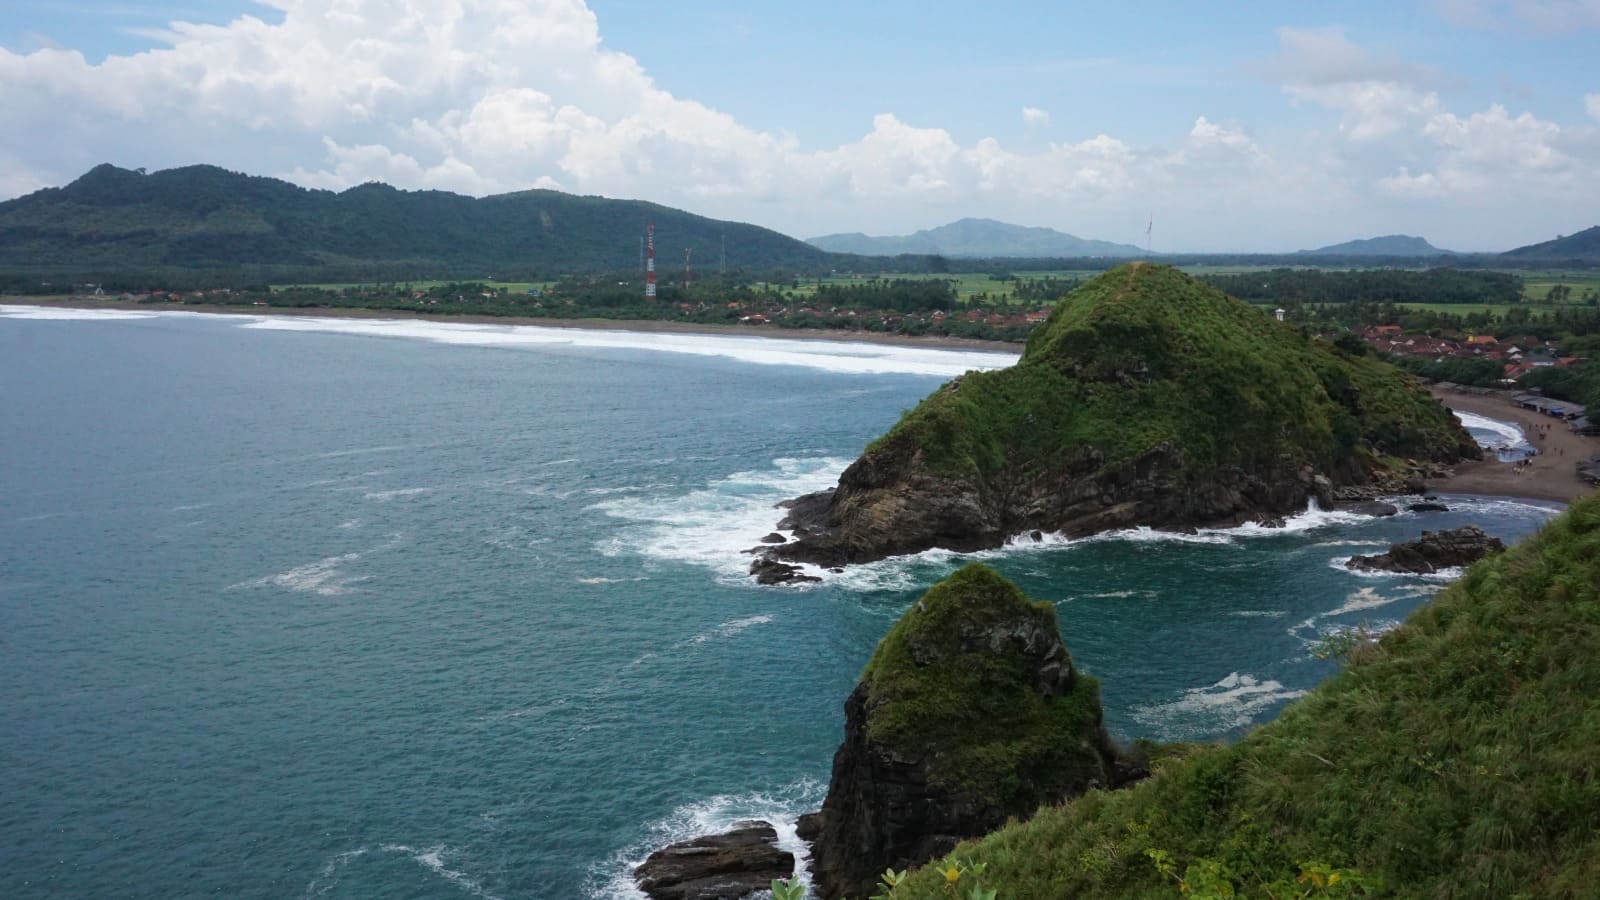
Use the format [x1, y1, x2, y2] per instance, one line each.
[645, 221, 657, 301]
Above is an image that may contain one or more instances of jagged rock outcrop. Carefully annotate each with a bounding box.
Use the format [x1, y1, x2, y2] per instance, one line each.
[1346, 526, 1505, 574]
[804, 564, 1132, 899]
[633, 821, 793, 900]
[760, 264, 1479, 572]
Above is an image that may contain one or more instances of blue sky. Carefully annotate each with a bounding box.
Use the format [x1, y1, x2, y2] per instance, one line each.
[3, 1, 1598, 250]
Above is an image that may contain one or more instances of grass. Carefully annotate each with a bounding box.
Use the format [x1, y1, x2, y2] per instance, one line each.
[867, 263, 1474, 489]
[890, 491, 1600, 899]
[859, 563, 1110, 803]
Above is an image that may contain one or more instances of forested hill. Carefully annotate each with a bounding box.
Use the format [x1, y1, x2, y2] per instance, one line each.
[0, 163, 834, 279]
[1503, 225, 1600, 261]
[807, 217, 1145, 258]
[1299, 234, 1452, 256]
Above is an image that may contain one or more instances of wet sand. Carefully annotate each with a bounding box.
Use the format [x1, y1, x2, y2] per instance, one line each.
[3, 297, 1022, 354]
[1430, 386, 1597, 504]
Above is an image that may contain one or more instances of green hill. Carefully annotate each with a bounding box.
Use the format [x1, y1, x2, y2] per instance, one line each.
[0, 163, 833, 278]
[807, 217, 1145, 258]
[766, 263, 1477, 568]
[889, 490, 1600, 899]
[1502, 225, 1600, 261]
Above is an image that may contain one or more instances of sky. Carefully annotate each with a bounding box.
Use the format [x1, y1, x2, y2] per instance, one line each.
[2, 0, 1598, 252]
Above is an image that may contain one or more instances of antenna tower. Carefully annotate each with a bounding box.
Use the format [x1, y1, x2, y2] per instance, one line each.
[645, 222, 656, 300]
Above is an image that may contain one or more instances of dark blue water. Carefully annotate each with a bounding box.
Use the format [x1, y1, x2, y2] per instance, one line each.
[0, 308, 1561, 899]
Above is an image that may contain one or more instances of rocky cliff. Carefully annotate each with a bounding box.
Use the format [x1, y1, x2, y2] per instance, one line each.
[760, 263, 1479, 572]
[803, 564, 1132, 899]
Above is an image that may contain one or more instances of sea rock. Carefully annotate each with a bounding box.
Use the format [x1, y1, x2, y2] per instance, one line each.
[633, 821, 794, 900]
[1346, 526, 1505, 575]
[805, 564, 1127, 899]
[1407, 502, 1450, 513]
[756, 264, 1478, 575]
[1341, 501, 1399, 517]
[749, 558, 820, 586]
[759, 532, 787, 544]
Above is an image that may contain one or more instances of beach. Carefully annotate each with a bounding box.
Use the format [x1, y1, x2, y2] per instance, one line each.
[1430, 385, 1597, 503]
[3, 296, 1021, 353]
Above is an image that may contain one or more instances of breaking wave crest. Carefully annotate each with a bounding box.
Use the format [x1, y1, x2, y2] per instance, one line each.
[1132, 672, 1308, 740]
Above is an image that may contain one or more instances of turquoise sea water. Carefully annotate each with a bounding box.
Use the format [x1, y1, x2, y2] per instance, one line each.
[0, 307, 1561, 899]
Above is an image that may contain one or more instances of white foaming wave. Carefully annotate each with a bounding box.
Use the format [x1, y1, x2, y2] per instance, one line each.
[1452, 410, 1527, 450]
[585, 780, 824, 900]
[575, 576, 648, 585]
[1323, 586, 1402, 618]
[1230, 609, 1288, 618]
[686, 614, 775, 645]
[0, 304, 161, 321]
[1132, 673, 1309, 739]
[593, 456, 849, 583]
[364, 487, 431, 501]
[1310, 539, 1388, 548]
[239, 314, 1018, 377]
[230, 552, 367, 596]
[1328, 557, 1470, 583]
[305, 845, 502, 899]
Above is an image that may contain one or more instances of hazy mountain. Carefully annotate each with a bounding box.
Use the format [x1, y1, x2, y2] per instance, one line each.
[1501, 226, 1600, 260]
[0, 163, 832, 277]
[1298, 235, 1453, 256]
[807, 217, 1146, 258]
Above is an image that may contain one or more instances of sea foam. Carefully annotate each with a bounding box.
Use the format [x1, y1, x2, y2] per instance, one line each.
[1132, 672, 1309, 739]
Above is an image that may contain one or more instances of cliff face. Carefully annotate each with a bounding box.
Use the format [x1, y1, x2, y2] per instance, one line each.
[764, 263, 1480, 569]
[805, 564, 1128, 899]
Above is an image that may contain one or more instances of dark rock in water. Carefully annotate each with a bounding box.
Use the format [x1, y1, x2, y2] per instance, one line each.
[806, 564, 1129, 899]
[1408, 502, 1450, 513]
[1029, 530, 1044, 542]
[1347, 526, 1505, 575]
[795, 812, 824, 844]
[1252, 515, 1286, 529]
[634, 821, 794, 900]
[759, 532, 787, 544]
[1342, 501, 1399, 517]
[749, 558, 821, 585]
[1403, 476, 1428, 494]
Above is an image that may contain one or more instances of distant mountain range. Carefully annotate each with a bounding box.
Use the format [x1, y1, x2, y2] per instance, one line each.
[1502, 226, 1600, 260]
[1299, 235, 1453, 257]
[0, 163, 832, 277]
[807, 218, 1146, 258]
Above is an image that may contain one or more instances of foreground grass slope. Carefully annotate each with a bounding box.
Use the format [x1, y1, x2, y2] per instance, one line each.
[891, 491, 1600, 899]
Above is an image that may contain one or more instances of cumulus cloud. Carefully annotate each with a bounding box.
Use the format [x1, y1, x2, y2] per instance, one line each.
[1021, 106, 1050, 126]
[1260, 27, 1442, 141]
[1379, 104, 1573, 197]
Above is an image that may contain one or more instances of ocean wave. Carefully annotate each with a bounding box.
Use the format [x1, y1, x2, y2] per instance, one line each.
[305, 844, 502, 899]
[229, 552, 368, 596]
[585, 780, 824, 900]
[1328, 556, 1469, 583]
[364, 486, 431, 501]
[1452, 410, 1527, 450]
[0, 305, 161, 321]
[685, 615, 774, 645]
[238, 315, 1017, 377]
[1132, 672, 1308, 740]
[592, 456, 849, 583]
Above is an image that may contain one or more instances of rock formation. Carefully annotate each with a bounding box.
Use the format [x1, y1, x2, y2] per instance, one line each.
[1346, 526, 1505, 574]
[759, 264, 1479, 573]
[633, 821, 794, 900]
[803, 564, 1132, 899]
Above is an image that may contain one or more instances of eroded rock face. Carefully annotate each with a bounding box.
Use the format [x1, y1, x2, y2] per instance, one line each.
[633, 821, 793, 900]
[805, 565, 1128, 899]
[1347, 526, 1505, 574]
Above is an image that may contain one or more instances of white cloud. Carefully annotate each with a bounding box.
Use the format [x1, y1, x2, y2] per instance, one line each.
[1021, 106, 1050, 126]
[1261, 27, 1442, 142]
[1379, 104, 1573, 197]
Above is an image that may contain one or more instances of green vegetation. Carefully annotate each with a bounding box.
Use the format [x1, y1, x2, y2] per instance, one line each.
[0, 163, 835, 279]
[1201, 268, 1523, 306]
[890, 491, 1600, 898]
[870, 263, 1472, 484]
[857, 564, 1107, 805]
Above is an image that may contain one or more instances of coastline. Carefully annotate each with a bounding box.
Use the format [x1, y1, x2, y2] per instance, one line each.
[1429, 385, 1596, 504]
[1, 296, 1022, 354]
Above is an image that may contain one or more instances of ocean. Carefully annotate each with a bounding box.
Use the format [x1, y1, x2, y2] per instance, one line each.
[0, 306, 1560, 899]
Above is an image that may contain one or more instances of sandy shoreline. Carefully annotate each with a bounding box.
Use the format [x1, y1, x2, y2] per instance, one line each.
[1, 296, 1023, 354]
[1430, 385, 1597, 504]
